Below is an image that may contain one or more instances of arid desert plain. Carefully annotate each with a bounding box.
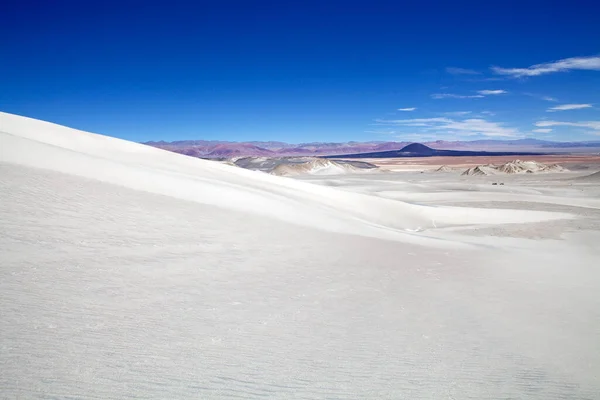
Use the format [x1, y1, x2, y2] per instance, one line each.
[2, 111, 600, 399]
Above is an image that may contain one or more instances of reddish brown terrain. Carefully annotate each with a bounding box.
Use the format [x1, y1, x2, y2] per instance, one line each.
[145, 139, 600, 159]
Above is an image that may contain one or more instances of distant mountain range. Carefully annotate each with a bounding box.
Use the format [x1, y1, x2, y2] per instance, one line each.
[144, 138, 600, 159]
[325, 143, 549, 159]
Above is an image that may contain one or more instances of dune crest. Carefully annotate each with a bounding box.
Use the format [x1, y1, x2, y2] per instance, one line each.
[0, 112, 572, 244]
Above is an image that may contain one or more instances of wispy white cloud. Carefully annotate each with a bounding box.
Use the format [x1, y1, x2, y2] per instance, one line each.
[364, 129, 398, 135]
[443, 111, 472, 116]
[446, 67, 480, 75]
[547, 103, 592, 112]
[535, 120, 600, 130]
[481, 111, 496, 116]
[376, 117, 519, 137]
[477, 89, 507, 95]
[464, 77, 506, 82]
[374, 117, 450, 127]
[431, 93, 484, 99]
[397, 107, 417, 112]
[492, 55, 600, 77]
[440, 119, 518, 137]
[533, 128, 552, 133]
[432, 90, 507, 99]
[394, 133, 443, 141]
[523, 92, 559, 102]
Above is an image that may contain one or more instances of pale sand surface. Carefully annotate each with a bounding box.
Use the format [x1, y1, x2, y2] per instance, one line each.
[344, 155, 600, 171]
[1, 112, 600, 399]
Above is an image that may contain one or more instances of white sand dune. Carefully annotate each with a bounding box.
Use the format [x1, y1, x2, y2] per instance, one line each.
[578, 170, 600, 181]
[0, 112, 571, 244]
[302, 172, 600, 210]
[2, 112, 599, 399]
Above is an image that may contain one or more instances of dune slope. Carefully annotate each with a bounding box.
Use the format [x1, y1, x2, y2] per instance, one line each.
[0, 112, 571, 244]
[2, 112, 599, 399]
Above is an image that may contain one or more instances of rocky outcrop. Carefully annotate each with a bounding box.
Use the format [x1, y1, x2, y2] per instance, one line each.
[463, 160, 568, 176]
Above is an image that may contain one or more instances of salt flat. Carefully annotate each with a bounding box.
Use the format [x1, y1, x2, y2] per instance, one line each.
[1, 112, 600, 399]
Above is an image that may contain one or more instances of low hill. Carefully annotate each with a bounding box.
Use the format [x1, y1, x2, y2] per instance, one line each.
[462, 160, 568, 176]
[233, 156, 378, 176]
[461, 165, 500, 176]
[399, 143, 438, 155]
[270, 158, 378, 176]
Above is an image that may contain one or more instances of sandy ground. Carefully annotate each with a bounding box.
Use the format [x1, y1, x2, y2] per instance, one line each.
[343, 154, 600, 171]
[2, 112, 600, 399]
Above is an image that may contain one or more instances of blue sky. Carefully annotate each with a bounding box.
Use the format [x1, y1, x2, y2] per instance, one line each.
[1, 0, 599, 143]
